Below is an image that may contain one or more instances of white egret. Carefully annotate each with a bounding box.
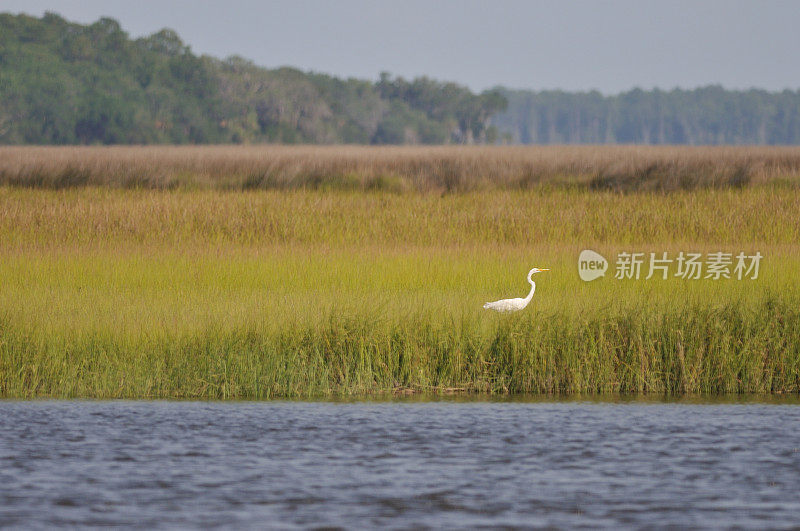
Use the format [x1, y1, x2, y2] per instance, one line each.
[483, 268, 550, 312]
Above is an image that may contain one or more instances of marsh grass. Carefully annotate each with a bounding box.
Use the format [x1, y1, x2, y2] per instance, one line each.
[2, 295, 798, 398]
[2, 145, 800, 192]
[1, 148, 799, 398]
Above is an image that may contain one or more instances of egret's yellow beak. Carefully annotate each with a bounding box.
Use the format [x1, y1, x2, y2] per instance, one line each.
[540, 268, 550, 271]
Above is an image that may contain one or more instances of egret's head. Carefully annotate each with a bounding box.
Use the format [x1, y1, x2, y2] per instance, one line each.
[527, 267, 550, 281]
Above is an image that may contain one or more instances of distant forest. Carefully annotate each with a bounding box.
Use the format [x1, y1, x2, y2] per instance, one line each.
[2, 12, 800, 145]
[491, 87, 800, 145]
[0, 13, 505, 145]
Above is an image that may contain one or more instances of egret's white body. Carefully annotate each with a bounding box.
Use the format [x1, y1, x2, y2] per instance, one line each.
[483, 268, 549, 312]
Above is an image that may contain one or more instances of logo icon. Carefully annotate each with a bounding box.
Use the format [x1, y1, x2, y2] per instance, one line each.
[578, 250, 608, 281]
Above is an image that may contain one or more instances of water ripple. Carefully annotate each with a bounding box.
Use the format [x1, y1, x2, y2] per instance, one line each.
[1, 400, 799, 528]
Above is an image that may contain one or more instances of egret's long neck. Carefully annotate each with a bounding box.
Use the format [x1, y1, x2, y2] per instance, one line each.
[524, 279, 536, 302]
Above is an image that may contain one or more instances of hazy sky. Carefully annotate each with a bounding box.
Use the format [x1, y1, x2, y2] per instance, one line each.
[2, 0, 799, 93]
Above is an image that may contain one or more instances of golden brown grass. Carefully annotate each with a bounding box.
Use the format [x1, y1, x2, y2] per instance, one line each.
[1, 186, 798, 251]
[1, 145, 800, 192]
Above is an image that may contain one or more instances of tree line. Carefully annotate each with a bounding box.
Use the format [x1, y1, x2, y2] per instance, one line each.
[0, 13, 505, 145]
[2, 13, 800, 145]
[491, 87, 800, 145]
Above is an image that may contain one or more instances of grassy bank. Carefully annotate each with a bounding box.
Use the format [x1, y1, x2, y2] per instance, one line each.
[1, 153, 799, 397]
[3, 297, 799, 398]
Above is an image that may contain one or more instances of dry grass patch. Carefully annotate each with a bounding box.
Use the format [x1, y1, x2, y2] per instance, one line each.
[1, 145, 800, 192]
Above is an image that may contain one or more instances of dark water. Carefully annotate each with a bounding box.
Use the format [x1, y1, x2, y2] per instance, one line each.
[2, 400, 800, 529]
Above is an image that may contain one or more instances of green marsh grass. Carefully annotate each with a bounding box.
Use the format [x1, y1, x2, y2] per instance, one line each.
[1, 153, 799, 397]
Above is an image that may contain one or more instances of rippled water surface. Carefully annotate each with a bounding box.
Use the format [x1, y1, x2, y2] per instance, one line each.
[2, 400, 800, 528]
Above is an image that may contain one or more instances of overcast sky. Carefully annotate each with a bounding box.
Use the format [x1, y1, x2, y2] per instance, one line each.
[2, 0, 799, 94]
